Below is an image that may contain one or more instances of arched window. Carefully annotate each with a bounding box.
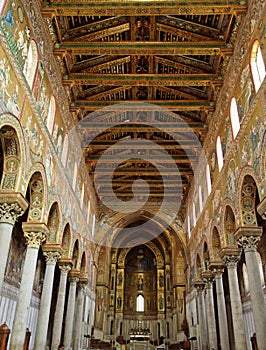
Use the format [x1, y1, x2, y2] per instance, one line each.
[198, 185, 203, 212]
[91, 214, 96, 237]
[192, 203, 196, 226]
[72, 161, 78, 190]
[250, 40, 266, 92]
[230, 97, 240, 139]
[47, 96, 56, 134]
[23, 40, 38, 88]
[187, 215, 191, 239]
[87, 200, 91, 225]
[80, 183, 85, 208]
[136, 294, 144, 312]
[216, 136, 224, 171]
[206, 164, 212, 194]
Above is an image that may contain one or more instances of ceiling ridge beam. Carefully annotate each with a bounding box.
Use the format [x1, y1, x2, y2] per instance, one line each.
[42, 1, 247, 17]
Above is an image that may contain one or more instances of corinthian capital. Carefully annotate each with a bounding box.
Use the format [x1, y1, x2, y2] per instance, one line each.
[44, 251, 61, 264]
[0, 192, 28, 225]
[22, 222, 49, 248]
[24, 231, 46, 248]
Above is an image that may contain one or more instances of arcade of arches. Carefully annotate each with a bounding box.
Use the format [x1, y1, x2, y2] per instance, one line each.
[0, 1, 266, 350]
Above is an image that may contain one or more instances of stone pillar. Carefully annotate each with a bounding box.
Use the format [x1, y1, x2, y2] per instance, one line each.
[64, 272, 80, 350]
[235, 227, 266, 350]
[201, 270, 217, 350]
[51, 261, 72, 350]
[73, 280, 87, 350]
[9, 222, 48, 350]
[221, 247, 247, 350]
[193, 280, 208, 350]
[34, 245, 62, 350]
[0, 193, 28, 293]
[209, 261, 230, 350]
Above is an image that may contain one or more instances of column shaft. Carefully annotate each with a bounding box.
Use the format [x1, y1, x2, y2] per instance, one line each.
[64, 277, 78, 349]
[215, 275, 230, 350]
[0, 222, 13, 292]
[9, 246, 40, 350]
[227, 265, 247, 350]
[73, 284, 86, 350]
[34, 252, 60, 350]
[197, 290, 208, 350]
[51, 265, 71, 350]
[205, 285, 217, 350]
[244, 247, 266, 350]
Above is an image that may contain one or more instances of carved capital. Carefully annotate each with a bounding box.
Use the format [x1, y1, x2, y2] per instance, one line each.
[59, 264, 72, 274]
[44, 251, 61, 265]
[24, 231, 46, 248]
[221, 247, 242, 268]
[209, 260, 225, 276]
[192, 279, 205, 292]
[0, 192, 28, 225]
[69, 276, 79, 284]
[22, 222, 49, 248]
[201, 270, 214, 288]
[237, 235, 260, 251]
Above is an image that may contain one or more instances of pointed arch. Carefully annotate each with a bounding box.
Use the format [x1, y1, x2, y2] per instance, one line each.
[0, 124, 22, 191]
[212, 226, 221, 259]
[61, 223, 71, 258]
[240, 175, 258, 226]
[72, 239, 80, 269]
[224, 205, 236, 246]
[80, 251, 87, 278]
[47, 202, 60, 243]
[203, 242, 210, 270]
[26, 171, 45, 222]
[250, 39, 266, 93]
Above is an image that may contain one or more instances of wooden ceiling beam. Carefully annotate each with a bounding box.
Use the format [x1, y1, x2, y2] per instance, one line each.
[55, 41, 231, 56]
[42, 1, 247, 17]
[72, 100, 213, 111]
[63, 73, 222, 87]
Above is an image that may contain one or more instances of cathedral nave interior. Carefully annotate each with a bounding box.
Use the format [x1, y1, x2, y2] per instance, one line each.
[0, 0, 266, 350]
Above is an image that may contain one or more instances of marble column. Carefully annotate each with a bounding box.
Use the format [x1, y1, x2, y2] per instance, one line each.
[222, 248, 247, 350]
[193, 280, 208, 350]
[64, 273, 80, 350]
[51, 262, 72, 350]
[73, 281, 87, 350]
[0, 193, 28, 293]
[210, 262, 230, 350]
[34, 247, 62, 350]
[236, 227, 266, 350]
[201, 270, 217, 350]
[9, 222, 48, 350]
